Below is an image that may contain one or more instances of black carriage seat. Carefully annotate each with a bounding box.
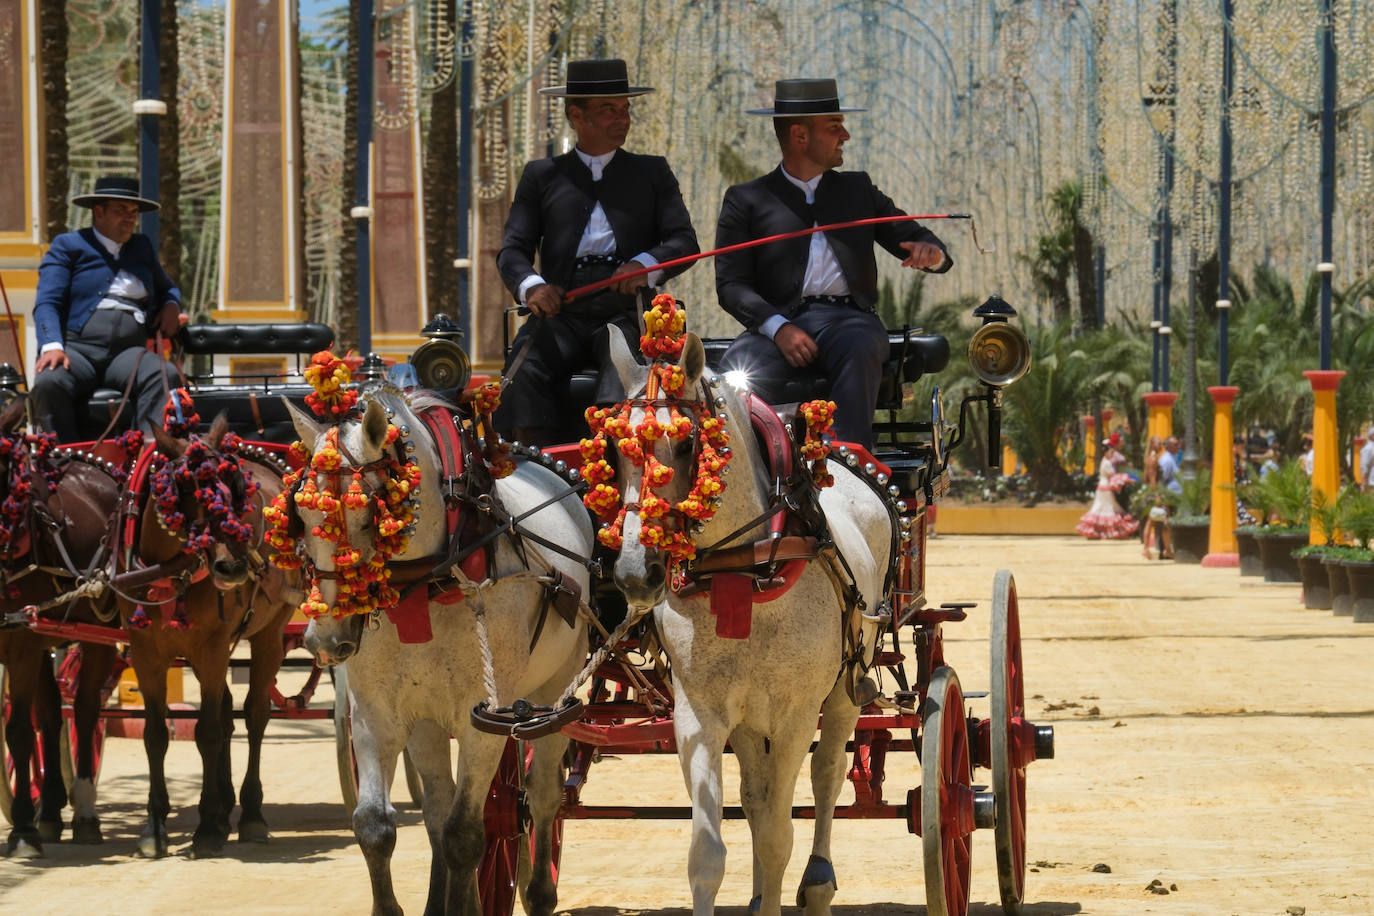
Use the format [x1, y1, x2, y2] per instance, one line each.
[86, 322, 335, 444]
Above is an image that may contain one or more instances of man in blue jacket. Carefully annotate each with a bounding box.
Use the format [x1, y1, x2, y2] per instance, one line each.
[31, 176, 183, 441]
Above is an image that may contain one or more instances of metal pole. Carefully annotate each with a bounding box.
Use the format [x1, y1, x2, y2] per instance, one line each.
[1217, 0, 1234, 384]
[1160, 143, 1174, 392]
[354, 0, 375, 355]
[1151, 217, 1161, 391]
[455, 3, 473, 342]
[1318, 0, 1336, 369]
[137, 0, 160, 246]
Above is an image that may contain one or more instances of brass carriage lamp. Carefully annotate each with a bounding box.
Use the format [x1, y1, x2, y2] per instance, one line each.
[964, 295, 1032, 469]
[408, 313, 473, 392]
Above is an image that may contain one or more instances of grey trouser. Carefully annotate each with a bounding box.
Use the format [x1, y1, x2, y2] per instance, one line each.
[30, 309, 182, 442]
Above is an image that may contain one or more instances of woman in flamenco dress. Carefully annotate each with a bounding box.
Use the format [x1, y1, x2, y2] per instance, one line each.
[1076, 432, 1141, 539]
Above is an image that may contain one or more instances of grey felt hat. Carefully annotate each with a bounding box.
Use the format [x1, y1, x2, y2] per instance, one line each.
[746, 78, 865, 116]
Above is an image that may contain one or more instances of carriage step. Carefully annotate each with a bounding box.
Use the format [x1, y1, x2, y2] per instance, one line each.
[963, 690, 988, 699]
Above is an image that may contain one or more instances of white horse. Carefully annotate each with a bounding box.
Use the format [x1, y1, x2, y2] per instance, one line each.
[603, 331, 894, 916]
[289, 386, 592, 916]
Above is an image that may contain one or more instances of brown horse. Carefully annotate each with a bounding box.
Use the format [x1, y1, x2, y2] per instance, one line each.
[116, 411, 299, 858]
[0, 397, 123, 856]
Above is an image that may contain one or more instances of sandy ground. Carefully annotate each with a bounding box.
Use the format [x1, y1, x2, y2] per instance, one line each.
[2, 534, 1373, 916]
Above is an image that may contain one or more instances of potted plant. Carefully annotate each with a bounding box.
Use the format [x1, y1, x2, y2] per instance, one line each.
[1336, 490, 1374, 623]
[1166, 468, 1212, 563]
[1252, 460, 1309, 583]
[1234, 479, 1274, 577]
[1293, 488, 1345, 610]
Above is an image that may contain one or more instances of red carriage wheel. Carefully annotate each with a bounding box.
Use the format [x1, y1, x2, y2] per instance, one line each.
[990, 568, 1049, 915]
[920, 667, 973, 916]
[55, 646, 108, 792]
[478, 738, 565, 916]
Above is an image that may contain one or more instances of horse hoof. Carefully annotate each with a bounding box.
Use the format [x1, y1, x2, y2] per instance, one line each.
[6, 829, 45, 859]
[749, 895, 762, 913]
[136, 830, 169, 859]
[795, 854, 837, 911]
[37, 819, 63, 844]
[71, 816, 104, 845]
[237, 819, 270, 844]
[190, 832, 225, 859]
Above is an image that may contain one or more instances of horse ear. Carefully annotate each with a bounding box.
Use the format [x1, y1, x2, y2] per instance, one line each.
[606, 326, 641, 391]
[361, 397, 389, 454]
[0, 395, 25, 432]
[679, 333, 705, 387]
[150, 423, 185, 458]
[207, 412, 230, 448]
[285, 397, 325, 446]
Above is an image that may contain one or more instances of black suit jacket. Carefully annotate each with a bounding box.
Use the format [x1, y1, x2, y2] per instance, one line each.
[496, 149, 699, 301]
[714, 167, 951, 330]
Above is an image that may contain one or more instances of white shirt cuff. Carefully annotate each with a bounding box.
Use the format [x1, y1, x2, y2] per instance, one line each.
[40, 342, 64, 355]
[630, 253, 663, 288]
[759, 315, 788, 340]
[517, 274, 547, 305]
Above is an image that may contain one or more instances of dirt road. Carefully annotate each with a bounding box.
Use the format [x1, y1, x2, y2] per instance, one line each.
[3, 534, 1372, 915]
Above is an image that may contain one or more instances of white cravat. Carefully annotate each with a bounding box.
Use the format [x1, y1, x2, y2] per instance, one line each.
[92, 227, 148, 320]
[780, 167, 849, 298]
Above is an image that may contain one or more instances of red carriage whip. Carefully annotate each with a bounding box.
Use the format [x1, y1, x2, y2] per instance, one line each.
[563, 212, 990, 303]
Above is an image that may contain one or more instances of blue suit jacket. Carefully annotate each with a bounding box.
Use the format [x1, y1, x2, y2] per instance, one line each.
[33, 229, 181, 349]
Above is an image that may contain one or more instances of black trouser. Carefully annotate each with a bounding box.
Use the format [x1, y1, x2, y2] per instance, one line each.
[494, 264, 643, 446]
[30, 309, 182, 442]
[721, 301, 887, 450]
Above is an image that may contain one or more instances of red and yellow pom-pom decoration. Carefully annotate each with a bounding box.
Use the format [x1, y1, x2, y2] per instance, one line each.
[798, 399, 837, 488]
[262, 350, 425, 619]
[303, 349, 360, 418]
[467, 380, 515, 479]
[580, 298, 732, 579]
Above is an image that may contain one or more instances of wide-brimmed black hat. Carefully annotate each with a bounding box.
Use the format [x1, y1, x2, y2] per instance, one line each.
[746, 78, 866, 116]
[71, 175, 160, 212]
[538, 59, 655, 98]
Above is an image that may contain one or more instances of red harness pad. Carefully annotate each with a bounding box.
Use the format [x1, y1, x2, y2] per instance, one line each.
[710, 573, 754, 639]
[386, 589, 434, 643]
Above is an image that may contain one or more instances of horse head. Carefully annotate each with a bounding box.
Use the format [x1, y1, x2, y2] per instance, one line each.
[147, 411, 261, 589]
[597, 324, 759, 608]
[281, 384, 436, 662]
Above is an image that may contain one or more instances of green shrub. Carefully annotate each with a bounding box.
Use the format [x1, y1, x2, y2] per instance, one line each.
[1252, 460, 1310, 531]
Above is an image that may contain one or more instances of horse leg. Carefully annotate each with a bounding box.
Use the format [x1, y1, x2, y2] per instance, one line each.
[131, 650, 173, 858]
[441, 725, 506, 916]
[405, 718, 454, 916]
[795, 682, 862, 915]
[34, 648, 68, 844]
[673, 695, 733, 916]
[3, 647, 47, 857]
[189, 658, 234, 858]
[738, 721, 813, 916]
[521, 733, 570, 916]
[730, 726, 768, 914]
[237, 621, 285, 843]
[349, 690, 407, 916]
[69, 643, 115, 844]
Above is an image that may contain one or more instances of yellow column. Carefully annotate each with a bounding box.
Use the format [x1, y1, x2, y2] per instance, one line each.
[1355, 436, 1366, 487]
[1204, 386, 1240, 565]
[1143, 392, 1178, 442]
[1304, 370, 1346, 545]
[1082, 416, 1096, 474]
[1002, 445, 1018, 476]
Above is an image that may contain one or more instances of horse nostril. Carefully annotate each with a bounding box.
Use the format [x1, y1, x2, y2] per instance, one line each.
[335, 641, 357, 661]
[644, 562, 666, 593]
[213, 558, 246, 577]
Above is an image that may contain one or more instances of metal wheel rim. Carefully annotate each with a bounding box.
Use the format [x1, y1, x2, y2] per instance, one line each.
[921, 666, 973, 916]
[991, 569, 1028, 914]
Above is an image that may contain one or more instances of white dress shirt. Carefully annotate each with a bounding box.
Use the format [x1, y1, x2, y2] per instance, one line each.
[758, 166, 850, 340]
[40, 228, 149, 354]
[517, 148, 663, 303]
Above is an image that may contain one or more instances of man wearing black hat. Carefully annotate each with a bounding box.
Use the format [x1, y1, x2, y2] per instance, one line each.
[30, 176, 183, 441]
[715, 78, 951, 450]
[495, 58, 699, 446]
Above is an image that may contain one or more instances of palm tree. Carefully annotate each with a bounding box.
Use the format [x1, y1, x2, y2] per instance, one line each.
[422, 0, 458, 322]
[1077, 316, 1153, 466]
[40, 0, 68, 241]
[1002, 322, 1092, 492]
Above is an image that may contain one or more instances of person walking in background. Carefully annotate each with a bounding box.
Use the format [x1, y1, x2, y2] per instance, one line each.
[1300, 434, 1314, 476]
[1159, 436, 1183, 495]
[1143, 435, 1164, 488]
[1077, 432, 1140, 540]
[1361, 427, 1374, 492]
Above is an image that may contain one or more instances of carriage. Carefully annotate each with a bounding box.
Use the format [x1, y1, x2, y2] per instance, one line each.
[0, 293, 1053, 916]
